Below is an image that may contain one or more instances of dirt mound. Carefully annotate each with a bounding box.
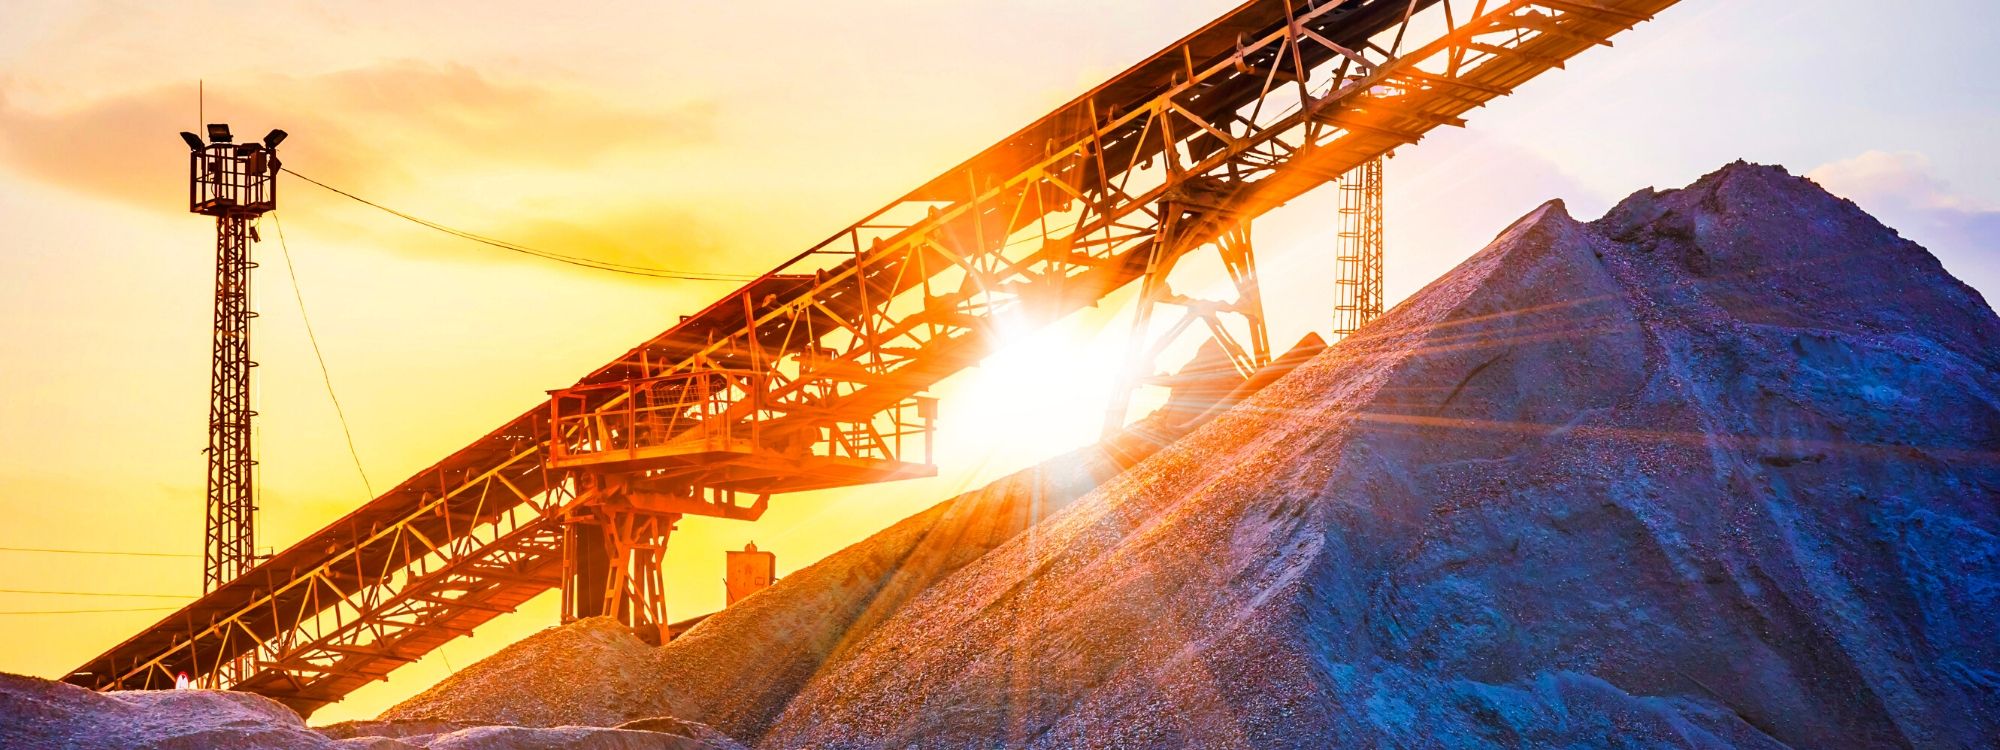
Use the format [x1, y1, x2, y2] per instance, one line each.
[757, 162, 2000, 749]
[318, 719, 492, 742]
[381, 616, 658, 728]
[374, 442, 1113, 736]
[382, 337, 1320, 739]
[415, 725, 738, 750]
[613, 716, 748, 749]
[0, 670, 745, 749]
[0, 671, 352, 749]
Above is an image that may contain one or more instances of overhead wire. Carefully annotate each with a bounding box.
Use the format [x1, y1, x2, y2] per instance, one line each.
[0, 606, 181, 616]
[270, 212, 375, 501]
[0, 588, 191, 600]
[279, 168, 759, 281]
[0, 546, 196, 558]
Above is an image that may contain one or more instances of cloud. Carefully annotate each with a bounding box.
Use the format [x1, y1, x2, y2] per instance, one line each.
[1808, 151, 2000, 302]
[0, 60, 714, 212]
[0, 61, 726, 275]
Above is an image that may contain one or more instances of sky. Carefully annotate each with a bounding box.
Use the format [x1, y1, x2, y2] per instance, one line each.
[0, 0, 1996, 725]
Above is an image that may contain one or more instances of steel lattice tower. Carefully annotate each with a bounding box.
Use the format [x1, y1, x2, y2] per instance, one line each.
[205, 212, 258, 590]
[183, 124, 284, 592]
[1333, 156, 1385, 338]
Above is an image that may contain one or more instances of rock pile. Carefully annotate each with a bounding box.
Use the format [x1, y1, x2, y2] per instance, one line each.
[0, 672, 351, 749]
[380, 334, 1323, 738]
[0, 671, 743, 749]
[11, 161, 1994, 749]
[757, 162, 2000, 749]
[375, 617, 663, 730]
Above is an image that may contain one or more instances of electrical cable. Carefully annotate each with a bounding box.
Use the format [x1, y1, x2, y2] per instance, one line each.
[279, 168, 759, 281]
[0, 606, 180, 616]
[0, 588, 191, 599]
[0, 546, 196, 558]
[271, 212, 376, 501]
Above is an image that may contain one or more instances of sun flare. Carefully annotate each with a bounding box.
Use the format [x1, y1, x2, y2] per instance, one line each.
[936, 316, 1132, 471]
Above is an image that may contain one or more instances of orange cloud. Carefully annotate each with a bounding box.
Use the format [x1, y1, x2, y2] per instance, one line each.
[0, 62, 725, 274]
[0, 60, 714, 212]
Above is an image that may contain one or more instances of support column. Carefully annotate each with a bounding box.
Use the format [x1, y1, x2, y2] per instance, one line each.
[1102, 202, 1270, 437]
[205, 213, 258, 592]
[1333, 156, 1385, 338]
[562, 497, 677, 643]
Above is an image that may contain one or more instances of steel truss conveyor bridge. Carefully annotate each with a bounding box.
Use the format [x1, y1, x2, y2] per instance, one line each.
[68, 0, 1677, 714]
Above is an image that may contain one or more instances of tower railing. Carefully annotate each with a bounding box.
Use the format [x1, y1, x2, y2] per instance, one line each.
[548, 368, 936, 492]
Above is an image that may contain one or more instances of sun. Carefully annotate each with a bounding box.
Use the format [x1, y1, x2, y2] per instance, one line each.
[929, 314, 1133, 477]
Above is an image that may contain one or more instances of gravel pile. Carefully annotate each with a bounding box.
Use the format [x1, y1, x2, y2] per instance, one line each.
[18, 162, 1994, 749]
[381, 617, 659, 728]
[0, 670, 744, 749]
[0, 671, 353, 749]
[758, 162, 2000, 748]
[379, 336, 1310, 742]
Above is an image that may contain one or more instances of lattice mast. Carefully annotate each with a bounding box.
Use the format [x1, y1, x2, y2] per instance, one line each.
[181, 124, 285, 592]
[1333, 156, 1385, 338]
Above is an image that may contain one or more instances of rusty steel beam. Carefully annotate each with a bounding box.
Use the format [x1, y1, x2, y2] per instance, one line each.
[70, 0, 1681, 714]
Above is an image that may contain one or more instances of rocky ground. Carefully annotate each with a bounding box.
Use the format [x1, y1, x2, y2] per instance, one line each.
[8, 161, 1994, 749]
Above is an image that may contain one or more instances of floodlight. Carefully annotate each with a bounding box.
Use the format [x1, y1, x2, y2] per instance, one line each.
[235, 143, 262, 156]
[206, 123, 233, 143]
[179, 131, 204, 151]
[263, 129, 288, 149]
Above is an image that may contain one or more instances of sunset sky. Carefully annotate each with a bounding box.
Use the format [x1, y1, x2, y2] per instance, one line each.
[2, 0, 1996, 724]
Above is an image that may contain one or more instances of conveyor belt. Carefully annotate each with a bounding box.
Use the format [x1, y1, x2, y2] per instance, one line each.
[69, 0, 1678, 713]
